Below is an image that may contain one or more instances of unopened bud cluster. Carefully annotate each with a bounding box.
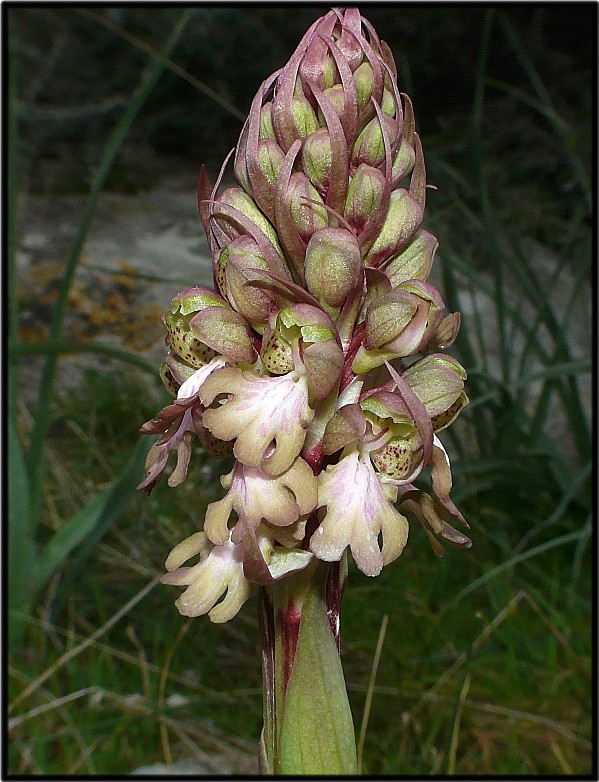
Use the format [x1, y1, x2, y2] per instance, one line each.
[139, 8, 470, 623]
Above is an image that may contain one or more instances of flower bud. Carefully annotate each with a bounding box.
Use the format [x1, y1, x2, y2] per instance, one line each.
[302, 129, 333, 193]
[402, 354, 468, 431]
[190, 305, 257, 365]
[383, 229, 438, 286]
[257, 138, 285, 185]
[273, 93, 320, 151]
[344, 164, 386, 233]
[392, 138, 416, 182]
[365, 188, 423, 267]
[216, 236, 277, 331]
[317, 84, 345, 125]
[353, 281, 445, 373]
[260, 102, 276, 139]
[304, 228, 362, 308]
[216, 187, 281, 250]
[163, 287, 224, 368]
[285, 172, 328, 243]
[363, 290, 419, 350]
[351, 113, 399, 170]
[429, 312, 461, 351]
[381, 88, 396, 117]
[353, 61, 374, 109]
[300, 42, 337, 91]
[336, 13, 365, 72]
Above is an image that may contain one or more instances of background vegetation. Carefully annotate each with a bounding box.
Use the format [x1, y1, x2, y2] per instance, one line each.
[7, 5, 593, 776]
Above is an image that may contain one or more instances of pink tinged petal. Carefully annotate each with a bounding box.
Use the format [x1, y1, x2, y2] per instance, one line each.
[246, 73, 282, 222]
[164, 531, 208, 572]
[311, 451, 408, 577]
[409, 133, 427, 211]
[431, 436, 452, 499]
[137, 406, 197, 493]
[201, 148, 236, 258]
[271, 17, 321, 152]
[380, 40, 398, 84]
[299, 15, 338, 91]
[207, 198, 287, 278]
[176, 356, 226, 400]
[197, 165, 213, 236]
[321, 35, 359, 147]
[233, 116, 252, 196]
[200, 368, 314, 476]
[204, 492, 235, 547]
[336, 8, 365, 72]
[307, 80, 350, 215]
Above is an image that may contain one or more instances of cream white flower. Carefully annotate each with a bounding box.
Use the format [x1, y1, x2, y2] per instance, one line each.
[161, 531, 252, 623]
[310, 448, 409, 577]
[204, 457, 317, 545]
[200, 367, 314, 476]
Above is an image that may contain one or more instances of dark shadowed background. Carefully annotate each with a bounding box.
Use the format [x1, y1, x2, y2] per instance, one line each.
[7, 5, 593, 776]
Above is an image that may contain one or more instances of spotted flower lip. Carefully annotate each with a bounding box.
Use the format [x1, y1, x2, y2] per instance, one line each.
[161, 531, 252, 623]
[310, 448, 409, 576]
[204, 457, 318, 546]
[200, 367, 314, 476]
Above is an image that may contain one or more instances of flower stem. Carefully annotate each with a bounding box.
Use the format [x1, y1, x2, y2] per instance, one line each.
[259, 556, 356, 775]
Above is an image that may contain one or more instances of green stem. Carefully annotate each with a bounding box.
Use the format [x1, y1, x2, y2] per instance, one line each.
[260, 556, 356, 775]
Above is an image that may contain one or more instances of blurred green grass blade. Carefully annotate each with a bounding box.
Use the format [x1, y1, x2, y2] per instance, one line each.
[440, 247, 493, 453]
[446, 244, 590, 462]
[472, 10, 511, 384]
[9, 339, 161, 381]
[502, 230, 591, 458]
[24, 9, 194, 531]
[514, 461, 592, 553]
[516, 360, 591, 386]
[448, 527, 589, 609]
[77, 8, 245, 122]
[8, 417, 36, 651]
[8, 53, 20, 425]
[485, 77, 572, 134]
[497, 12, 591, 211]
[515, 250, 572, 389]
[35, 437, 152, 590]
